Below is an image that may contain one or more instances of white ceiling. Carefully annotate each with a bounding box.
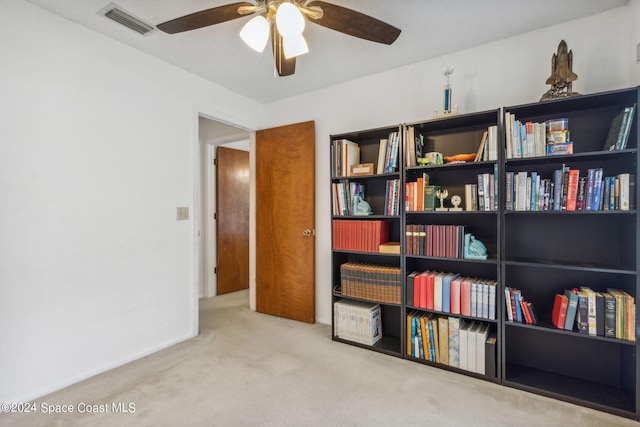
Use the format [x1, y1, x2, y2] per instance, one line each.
[24, 0, 629, 104]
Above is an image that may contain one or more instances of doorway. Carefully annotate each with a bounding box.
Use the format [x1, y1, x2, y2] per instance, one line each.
[199, 116, 251, 299]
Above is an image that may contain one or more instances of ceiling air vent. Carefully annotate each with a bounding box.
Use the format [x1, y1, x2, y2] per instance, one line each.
[100, 3, 155, 36]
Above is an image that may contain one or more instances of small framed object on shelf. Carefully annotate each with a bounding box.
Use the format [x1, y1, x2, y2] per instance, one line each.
[351, 163, 374, 176]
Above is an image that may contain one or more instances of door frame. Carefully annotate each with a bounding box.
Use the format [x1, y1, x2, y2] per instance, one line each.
[203, 134, 251, 298]
[192, 109, 256, 334]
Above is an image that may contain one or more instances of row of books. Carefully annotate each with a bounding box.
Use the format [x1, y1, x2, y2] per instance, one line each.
[552, 287, 636, 341]
[330, 132, 400, 177]
[331, 181, 365, 216]
[404, 224, 466, 258]
[332, 220, 389, 253]
[331, 139, 360, 177]
[406, 313, 496, 376]
[408, 271, 497, 320]
[603, 104, 636, 151]
[333, 299, 382, 346]
[384, 179, 401, 215]
[505, 168, 633, 211]
[475, 125, 499, 162]
[339, 262, 401, 304]
[505, 115, 571, 159]
[378, 131, 400, 174]
[404, 125, 424, 167]
[504, 287, 538, 325]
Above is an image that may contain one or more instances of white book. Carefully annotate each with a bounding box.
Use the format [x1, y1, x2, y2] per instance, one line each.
[487, 125, 498, 161]
[467, 322, 478, 373]
[489, 282, 497, 320]
[433, 273, 445, 312]
[475, 324, 490, 375]
[377, 139, 388, 174]
[504, 286, 513, 321]
[504, 112, 513, 159]
[517, 171, 528, 211]
[481, 282, 489, 319]
[618, 173, 630, 210]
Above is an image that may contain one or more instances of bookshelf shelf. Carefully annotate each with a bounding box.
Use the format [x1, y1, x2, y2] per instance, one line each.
[504, 148, 637, 166]
[406, 255, 499, 264]
[407, 160, 497, 172]
[330, 87, 639, 420]
[505, 320, 637, 345]
[503, 258, 635, 272]
[331, 172, 401, 181]
[505, 363, 636, 416]
[332, 287, 402, 307]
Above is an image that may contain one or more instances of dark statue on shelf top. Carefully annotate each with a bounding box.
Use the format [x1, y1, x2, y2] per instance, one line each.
[540, 40, 580, 101]
[353, 195, 372, 216]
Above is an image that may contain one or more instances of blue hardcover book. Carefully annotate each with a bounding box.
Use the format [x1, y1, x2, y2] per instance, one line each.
[415, 317, 424, 359]
[564, 289, 579, 331]
[608, 177, 616, 210]
[514, 290, 523, 322]
[592, 168, 604, 211]
[441, 273, 460, 313]
[411, 317, 418, 357]
[586, 168, 596, 210]
[553, 169, 564, 211]
[427, 319, 436, 362]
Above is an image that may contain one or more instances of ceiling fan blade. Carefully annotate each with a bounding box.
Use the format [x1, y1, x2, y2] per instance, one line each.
[306, 1, 400, 45]
[157, 2, 254, 34]
[271, 23, 296, 77]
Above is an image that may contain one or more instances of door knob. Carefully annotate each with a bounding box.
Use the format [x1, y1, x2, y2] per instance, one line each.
[303, 229, 314, 237]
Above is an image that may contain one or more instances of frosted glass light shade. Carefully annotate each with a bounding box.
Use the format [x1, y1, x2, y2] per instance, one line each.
[276, 2, 305, 38]
[283, 34, 309, 59]
[240, 15, 270, 52]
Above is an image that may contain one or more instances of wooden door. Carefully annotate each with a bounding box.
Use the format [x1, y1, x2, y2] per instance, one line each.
[216, 146, 249, 294]
[256, 121, 315, 323]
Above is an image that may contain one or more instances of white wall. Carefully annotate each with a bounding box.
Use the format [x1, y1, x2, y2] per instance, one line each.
[0, 0, 263, 402]
[262, 2, 640, 325]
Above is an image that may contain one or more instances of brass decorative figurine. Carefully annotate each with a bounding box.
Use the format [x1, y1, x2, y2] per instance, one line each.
[540, 40, 580, 101]
[435, 189, 449, 211]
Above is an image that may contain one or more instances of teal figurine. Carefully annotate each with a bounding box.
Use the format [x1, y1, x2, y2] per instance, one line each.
[353, 195, 372, 216]
[464, 233, 488, 260]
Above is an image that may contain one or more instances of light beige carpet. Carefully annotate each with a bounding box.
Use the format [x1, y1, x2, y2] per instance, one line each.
[0, 289, 635, 426]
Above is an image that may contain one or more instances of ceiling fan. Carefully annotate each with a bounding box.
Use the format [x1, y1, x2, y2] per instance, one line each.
[157, 1, 401, 77]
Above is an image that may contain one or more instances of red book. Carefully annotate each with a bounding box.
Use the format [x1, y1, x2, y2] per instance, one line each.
[417, 272, 428, 308]
[565, 169, 580, 211]
[450, 277, 463, 314]
[520, 297, 532, 324]
[413, 272, 422, 307]
[509, 289, 518, 322]
[552, 294, 569, 329]
[460, 278, 472, 316]
[425, 272, 435, 310]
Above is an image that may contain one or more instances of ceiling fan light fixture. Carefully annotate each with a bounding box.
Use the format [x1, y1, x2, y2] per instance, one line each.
[283, 34, 309, 59]
[275, 2, 305, 38]
[240, 14, 270, 52]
